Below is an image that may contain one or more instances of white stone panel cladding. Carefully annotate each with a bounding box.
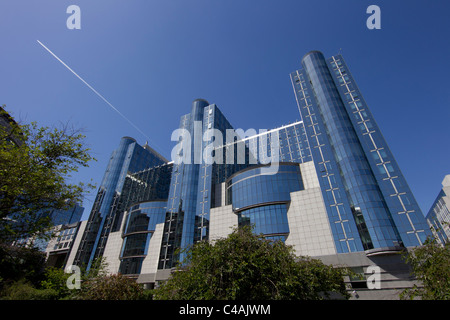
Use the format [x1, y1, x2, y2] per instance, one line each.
[102, 231, 122, 274]
[139, 223, 164, 279]
[209, 205, 237, 242]
[65, 221, 87, 270]
[285, 162, 336, 256]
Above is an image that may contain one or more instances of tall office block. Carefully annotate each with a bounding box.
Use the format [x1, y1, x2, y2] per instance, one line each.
[45, 221, 85, 269]
[290, 51, 431, 253]
[73, 137, 168, 269]
[426, 174, 450, 243]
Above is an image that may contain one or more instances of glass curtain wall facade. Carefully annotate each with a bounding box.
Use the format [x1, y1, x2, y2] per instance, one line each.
[290, 51, 431, 252]
[226, 163, 305, 241]
[427, 189, 450, 244]
[64, 51, 435, 292]
[158, 98, 318, 269]
[73, 137, 169, 269]
[119, 201, 167, 275]
[158, 100, 315, 269]
[49, 204, 84, 226]
[210, 120, 312, 200]
[159, 100, 238, 269]
[111, 163, 173, 233]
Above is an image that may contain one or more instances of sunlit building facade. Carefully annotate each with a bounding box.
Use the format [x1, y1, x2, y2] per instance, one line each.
[58, 51, 433, 298]
[72, 137, 170, 270]
[426, 174, 450, 244]
[290, 51, 431, 252]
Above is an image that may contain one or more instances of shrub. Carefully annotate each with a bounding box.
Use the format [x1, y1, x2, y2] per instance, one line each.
[153, 226, 350, 300]
[1, 279, 58, 300]
[74, 273, 145, 300]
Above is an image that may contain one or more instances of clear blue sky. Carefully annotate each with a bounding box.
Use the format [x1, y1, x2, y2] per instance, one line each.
[1, 0, 449, 221]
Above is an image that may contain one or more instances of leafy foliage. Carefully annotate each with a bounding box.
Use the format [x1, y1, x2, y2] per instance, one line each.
[0, 106, 96, 243]
[0, 243, 47, 292]
[1, 279, 59, 300]
[40, 267, 73, 299]
[153, 226, 350, 300]
[400, 239, 450, 300]
[74, 273, 145, 300]
[70, 258, 147, 300]
[0, 243, 55, 299]
[1, 256, 150, 300]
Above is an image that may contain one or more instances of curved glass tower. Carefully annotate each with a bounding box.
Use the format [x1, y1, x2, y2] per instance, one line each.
[226, 163, 305, 241]
[159, 99, 213, 268]
[291, 51, 431, 251]
[73, 136, 168, 269]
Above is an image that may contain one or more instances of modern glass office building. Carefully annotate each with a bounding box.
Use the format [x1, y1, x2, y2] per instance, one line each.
[72, 137, 170, 269]
[290, 51, 431, 253]
[227, 163, 304, 242]
[426, 174, 450, 244]
[158, 99, 245, 269]
[57, 51, 434, 298]
[119, 201, 168, 275]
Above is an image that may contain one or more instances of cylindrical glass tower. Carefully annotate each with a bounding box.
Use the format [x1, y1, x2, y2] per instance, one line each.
[301, 51, 402, 249]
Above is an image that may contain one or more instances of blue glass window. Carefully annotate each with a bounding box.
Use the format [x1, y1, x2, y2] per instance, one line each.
[238, 204, 289, 239]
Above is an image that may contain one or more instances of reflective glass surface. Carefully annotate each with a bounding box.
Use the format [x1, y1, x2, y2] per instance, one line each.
[328, 54, 431, 247]
[119, 201, 167, 275]
[73, 136, 169, 269]
[227, 163, 303, 211]
[239, 204, 289, 239]
[121, 233, 149, 257]
[426, 189, 450, 243]
[119, 257, 143, 275]
[226, 163, 304, 240]
[124, 201, 167, 235]
[291, 51, 432, 251]
[160, 100, 213, 268]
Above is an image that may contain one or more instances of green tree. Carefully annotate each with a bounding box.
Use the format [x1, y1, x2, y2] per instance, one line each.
[153, 227, 350, 300]
[1, 255, 150, 300]
[400, 239, 450, 300]
[73, 273, 145, 300]
[0, 243, 47, 292]
[0, 106, 96, 243]
[66, 257, 148, 300]
[40, 267, 73, 299]
[1, 279, 58, 300]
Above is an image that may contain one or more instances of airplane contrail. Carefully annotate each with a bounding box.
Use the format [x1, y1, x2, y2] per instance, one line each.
[36, 40, 154, 145]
